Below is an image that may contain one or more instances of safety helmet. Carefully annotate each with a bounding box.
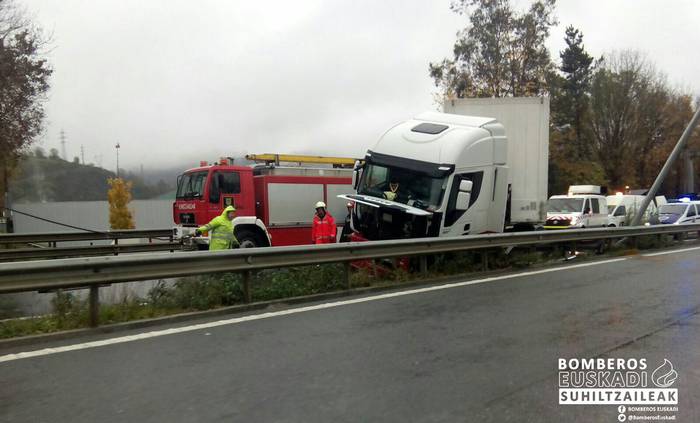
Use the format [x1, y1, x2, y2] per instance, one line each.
[315, 201, 326, 209]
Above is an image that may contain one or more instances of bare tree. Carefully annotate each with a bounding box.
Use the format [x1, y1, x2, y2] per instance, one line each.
[0, 0, 52, 215]
[589, 50, 697, 191]
[589, 51, 656, 187]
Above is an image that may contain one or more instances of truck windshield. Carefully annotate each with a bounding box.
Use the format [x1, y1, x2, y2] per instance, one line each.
[176, 171, 208, 199]
[547, 198, 583, 213]
[358, 163, 447, 209]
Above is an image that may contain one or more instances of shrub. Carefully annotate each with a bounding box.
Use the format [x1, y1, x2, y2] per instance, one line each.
[148, 274, 244, 310]
[107, 178, 135, 229]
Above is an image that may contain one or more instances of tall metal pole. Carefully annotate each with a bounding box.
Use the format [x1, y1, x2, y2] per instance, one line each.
[632, 107, 700, 226]
[1, 163, 8, 233]
[685, 153, 695, 194]
[60, 129, 67, 161]
[115, 142, 120, 178]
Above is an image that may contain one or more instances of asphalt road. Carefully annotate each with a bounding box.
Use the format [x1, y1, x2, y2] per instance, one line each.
[1, 247, 700, 422]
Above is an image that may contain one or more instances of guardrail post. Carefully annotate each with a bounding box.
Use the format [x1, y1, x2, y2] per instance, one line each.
[114, 238, 119, 256]
[631, 236, 638, 250]
[89, 285, 100, 327]
[419, 255, 428, 276]
[344, 262, 351, 289]
[243, 270, 252, 303]
[481, 251, 489, 271]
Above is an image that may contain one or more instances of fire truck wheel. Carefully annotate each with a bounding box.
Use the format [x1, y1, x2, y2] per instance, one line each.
[236, 228, 266, 248]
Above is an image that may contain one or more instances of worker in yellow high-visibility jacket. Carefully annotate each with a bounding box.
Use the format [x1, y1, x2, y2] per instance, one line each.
[195, 205, 239, 250]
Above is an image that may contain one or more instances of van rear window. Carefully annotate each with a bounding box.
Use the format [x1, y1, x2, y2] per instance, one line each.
[411, 123, 448, 134]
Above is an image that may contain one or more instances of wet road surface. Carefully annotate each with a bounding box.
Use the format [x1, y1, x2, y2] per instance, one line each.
[1, 247, 699, 422]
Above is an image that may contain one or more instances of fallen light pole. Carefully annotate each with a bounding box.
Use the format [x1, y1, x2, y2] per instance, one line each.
[631, 107, 700, 226]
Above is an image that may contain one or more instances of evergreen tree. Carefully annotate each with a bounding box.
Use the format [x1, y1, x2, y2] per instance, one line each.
[556, 26, 594, 158]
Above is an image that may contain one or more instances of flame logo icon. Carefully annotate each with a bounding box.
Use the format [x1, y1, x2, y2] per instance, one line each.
[651, 359, 678, 388]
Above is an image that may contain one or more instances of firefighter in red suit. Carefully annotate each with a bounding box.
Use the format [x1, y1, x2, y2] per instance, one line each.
[311, 201, 337, 244]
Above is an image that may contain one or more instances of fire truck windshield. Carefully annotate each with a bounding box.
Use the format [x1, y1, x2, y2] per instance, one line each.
[358, 163, 447, 210]
[176, 171, 208, 199]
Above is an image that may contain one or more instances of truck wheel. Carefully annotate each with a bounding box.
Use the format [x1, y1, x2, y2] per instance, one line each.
[236, 229, 267, 248]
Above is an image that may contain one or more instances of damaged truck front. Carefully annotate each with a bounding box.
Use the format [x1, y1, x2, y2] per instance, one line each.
[341, 98, 549, 242]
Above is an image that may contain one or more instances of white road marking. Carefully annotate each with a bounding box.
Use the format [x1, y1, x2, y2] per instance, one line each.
[0, 257, 628, 364]
[642, 246, 700, 257]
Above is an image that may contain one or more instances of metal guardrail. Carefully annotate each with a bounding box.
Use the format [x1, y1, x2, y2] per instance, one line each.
[1, 223, 698, 327]
[0, 229, 175, 245]
[0, 242, 181, 262]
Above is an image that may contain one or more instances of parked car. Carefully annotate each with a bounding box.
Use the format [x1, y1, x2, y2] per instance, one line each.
[653, 201, 700, 225]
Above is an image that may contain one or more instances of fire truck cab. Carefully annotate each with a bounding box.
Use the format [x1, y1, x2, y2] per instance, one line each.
[173, 155, 354, 248]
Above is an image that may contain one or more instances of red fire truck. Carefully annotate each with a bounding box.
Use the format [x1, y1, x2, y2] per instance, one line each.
[173, 154, 355, 248]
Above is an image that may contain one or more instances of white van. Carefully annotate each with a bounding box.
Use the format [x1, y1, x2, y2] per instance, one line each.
[545, 194, 608, 229]
[655, 201, 700, 225]
[607, 194, 666, 227]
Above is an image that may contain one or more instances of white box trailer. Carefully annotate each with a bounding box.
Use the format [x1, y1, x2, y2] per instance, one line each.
[443, 97, 549, 227]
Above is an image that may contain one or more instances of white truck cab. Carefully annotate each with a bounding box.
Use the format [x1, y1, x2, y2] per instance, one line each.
[545, 186, 608, 229]
[340, 98, 549, 241]
[341, 112, 509, 239]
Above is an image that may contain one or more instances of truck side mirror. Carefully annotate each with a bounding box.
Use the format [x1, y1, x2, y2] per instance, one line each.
[456, 192, 471, 211]
[459, 179, 473, 193]
[352, 161, 363, 190]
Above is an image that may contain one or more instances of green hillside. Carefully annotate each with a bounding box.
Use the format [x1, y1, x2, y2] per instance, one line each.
[9, 151, 173, 202]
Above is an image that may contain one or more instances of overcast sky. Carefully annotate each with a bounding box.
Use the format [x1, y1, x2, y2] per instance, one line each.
[20, 0, 700, 173]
